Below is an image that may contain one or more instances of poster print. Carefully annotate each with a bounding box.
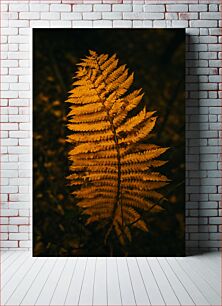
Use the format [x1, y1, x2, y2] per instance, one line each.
[33, 29, 185, 256]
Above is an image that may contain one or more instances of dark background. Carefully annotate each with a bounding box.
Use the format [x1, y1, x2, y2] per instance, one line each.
[33, 29, 185, 256]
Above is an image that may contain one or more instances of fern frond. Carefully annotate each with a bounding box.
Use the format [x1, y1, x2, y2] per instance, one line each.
[122, 147, 169, 164]
[68, 121, 110, 132]
[66, 50, 169, 246]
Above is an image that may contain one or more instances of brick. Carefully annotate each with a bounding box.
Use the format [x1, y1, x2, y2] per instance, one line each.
[0, 218, 8, 225]
[73, 4, 92, 12]
[153, 20, 172, 28]
[9, 99, 29, 107]
[2, 123, 18, 131]
[172, 20, 188, 28]
[1, 209, 18, 216]
[19, 12, 40, 19]
[83, 12, 101, 20]
[19, 155, 31, 162]
[30, 4, 49, 11]
[9, 233, 29, 240]
[93, 20, 112, 28]
[9, 20, 29, 28]
[200, 12, 220, 20]
[210, 233, 221, 240]
[165, 13, 178, 20]
[1, 91, 18, 99]
[144, 5, 165, 12]
[189, 4, 207, 11]
[61, 12, 82, 20]
[181, 12, 198, 20]
[167, 5, 188, 12]
[143, 21, 153, 28]
[1, 4, 8, 11]
[1, 99, 8, 107]
[9, 217, 29, 225]
[8, 202, 29, 210]
[1, 160, 18, 167]
[19, 241, 31, 248]
[123, 12, 164, 19]
[19, 44, 30, 52]
[199, 225, 217, 233]
[10, 83, 30, 91]
[19, 226, 30, 233]
[133, 20, 143, 28]
[113, 20, 132, 28]
[1, 131, 9, 139]
[2, 75, 18, 83]
[102, 12, 122, 20]
[186, 218, 198, 225]
[1, 169, 18, 178]
[50, 4, 71, 12]
[190, 20, 217, 28]
[94, 4, 111, 11]
[9, 115, 29, 123]
[1, 177, 9, 185]
[133, 5, 143, 12]
[7, 145, 30, 154]
[210, 28, 221, 35]
[1, 225, 18, 233]
[50, 21, 72, 28]
[30, 20, 50, 28]
[199, 240, 221, 248]
[19, 209, 29, 217]
[200, 209, 218, 217]
[72, 20, 93, 28]
[9, 68, 30, 75]
[9, 4, 28, 11]
[2, 28, 18, 36]
[190, 233, 209, 241]
[19, 123, 31, 131]
[1, 241, 18, 247]
[112, 4, 132, 11]
[1, 60, 18, 68]
[1, 113, 9, 122]
[41, 12, 60, 20]
[1, 233, 9, 240]
[209, 60, 221, 67]
[209, 4, 219, 11]
[210, 217, 221, 225]
[199, 36, 217, 44]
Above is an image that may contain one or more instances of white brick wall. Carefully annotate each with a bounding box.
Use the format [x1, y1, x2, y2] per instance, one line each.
[1, 0, 221, 254]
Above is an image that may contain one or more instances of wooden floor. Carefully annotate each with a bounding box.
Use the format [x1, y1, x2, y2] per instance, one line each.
[1, 251, 220, 306]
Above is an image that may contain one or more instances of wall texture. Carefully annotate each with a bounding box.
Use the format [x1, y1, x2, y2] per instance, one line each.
[0, 0, 221, 253]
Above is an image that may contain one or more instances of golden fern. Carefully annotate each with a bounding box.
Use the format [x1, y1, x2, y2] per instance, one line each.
[66, 50, 169, 246]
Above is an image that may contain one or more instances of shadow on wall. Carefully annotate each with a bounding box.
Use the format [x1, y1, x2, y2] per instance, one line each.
[185, 34, 204, 256]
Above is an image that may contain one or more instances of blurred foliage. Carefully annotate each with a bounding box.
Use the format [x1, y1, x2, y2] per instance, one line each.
[33, 29, 185, 256]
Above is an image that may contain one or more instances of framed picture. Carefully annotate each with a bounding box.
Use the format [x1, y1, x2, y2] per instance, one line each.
[33, 29, 185, 256]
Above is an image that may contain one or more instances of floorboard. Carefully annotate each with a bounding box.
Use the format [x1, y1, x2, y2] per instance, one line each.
[175, 257, 220, 305]
[93, 257, 107, 305]
[188, 256, 220, 294]
[36, 258, 67, 305]
[1, 251, 14, 263]
[166, 257, 210, 305]
[65, 257, 87, 305]
[50, 258, 77, 305]
[137, 257, 165, 305]
[117, 257, 137, 305]
[1, 251, 220, 306]
[157, 258, 195, 305]
[78, 257, 96, 306]
[107, 257, 122, 305]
